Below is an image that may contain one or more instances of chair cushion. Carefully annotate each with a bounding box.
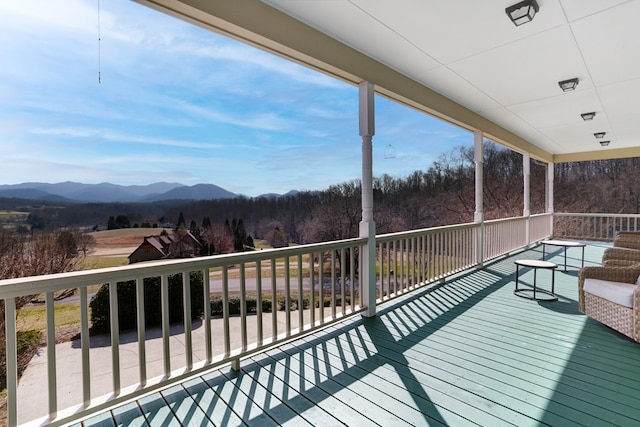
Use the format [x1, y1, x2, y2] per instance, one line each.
[583, 278, 637, 308]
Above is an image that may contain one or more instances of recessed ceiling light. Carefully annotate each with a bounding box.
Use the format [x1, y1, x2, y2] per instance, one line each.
[558, 78, 579, 92]
[581, 112, 596, 121]
[600, 141, 610, 147]
[594, 132, 606, 139]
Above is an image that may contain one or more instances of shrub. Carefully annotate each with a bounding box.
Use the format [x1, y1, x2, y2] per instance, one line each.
[0, 329, 42, 390]
[210, 296, 273, 316]
[315, 295, 350, 307]
[278, 295, 310, 311]
[90, 271, 204, 333]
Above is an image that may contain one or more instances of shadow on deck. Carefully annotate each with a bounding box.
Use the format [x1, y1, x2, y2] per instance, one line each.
[80, 243, 640, 427]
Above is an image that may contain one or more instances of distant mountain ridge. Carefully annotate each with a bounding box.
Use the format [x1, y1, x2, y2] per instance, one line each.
[0, 182, 238, 203]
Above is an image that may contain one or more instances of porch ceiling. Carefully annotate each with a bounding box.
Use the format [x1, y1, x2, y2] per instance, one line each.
[136, 0, 640, 163]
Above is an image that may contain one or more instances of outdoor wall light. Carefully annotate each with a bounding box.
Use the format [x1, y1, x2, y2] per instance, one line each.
[581, 112, 596, 121]
[558, 78, 579, 92]
[594, 132, 606, 139]
[600, 141, 610, 147]
[506, 0, 539, 26]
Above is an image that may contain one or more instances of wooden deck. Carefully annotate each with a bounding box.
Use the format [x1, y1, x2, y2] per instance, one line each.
[77, 242, 640, 426]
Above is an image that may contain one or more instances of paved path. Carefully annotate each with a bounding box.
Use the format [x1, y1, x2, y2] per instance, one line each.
[16, 306, 340, 425]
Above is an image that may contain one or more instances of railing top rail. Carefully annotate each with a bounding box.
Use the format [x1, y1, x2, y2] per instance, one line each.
[483, 216, 527, 225]
[376, 221, 478, 242]
[530, 213, 552, 218]
[554, 212, 640, 218]
[0, 236, 367, 298]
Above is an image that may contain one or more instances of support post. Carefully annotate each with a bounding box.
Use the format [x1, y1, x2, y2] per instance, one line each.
[474, 131, 484, 266]
[359, 81, 376, 318]
[547, 162, 554, 237]
[523, 153, 531, 245]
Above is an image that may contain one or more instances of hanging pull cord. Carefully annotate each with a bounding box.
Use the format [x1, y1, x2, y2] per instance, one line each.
[98, 0, 101, 83]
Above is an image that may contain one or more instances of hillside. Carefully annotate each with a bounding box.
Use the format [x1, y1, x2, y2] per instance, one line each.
[1, 144, 639, 248]
[0, 182, 236, 203]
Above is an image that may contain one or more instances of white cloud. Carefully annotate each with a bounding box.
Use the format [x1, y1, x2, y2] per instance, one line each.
[177, 101, 296, 132]
[0, 0, 98, 34]
[30, 126, 222, 150]
[0, 0, 461, 196]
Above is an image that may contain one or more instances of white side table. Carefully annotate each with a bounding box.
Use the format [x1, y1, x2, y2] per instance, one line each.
[514, 259, 558, 301]
[541, 240, 586, 271]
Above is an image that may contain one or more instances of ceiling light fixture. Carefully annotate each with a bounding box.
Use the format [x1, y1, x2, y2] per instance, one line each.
[600, 141, 610, 147]
[505, 0, 539, 26]
[558, 78, 579, 92]
[581, 112, 596, 121]
[594, 132, 606, 139]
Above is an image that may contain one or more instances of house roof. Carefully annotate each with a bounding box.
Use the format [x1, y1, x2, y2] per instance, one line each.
[136, 0, 640, 163]
[128, 231, 202, 261]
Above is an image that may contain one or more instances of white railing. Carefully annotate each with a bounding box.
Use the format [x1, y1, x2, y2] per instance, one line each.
[376, 223, 478, 302]
[553, 213, 640, 241]
[483, 216, 528, 260]
[530, 213, 553, 243]
[3, 237, 366, 426]
[3, 214, 556, 426]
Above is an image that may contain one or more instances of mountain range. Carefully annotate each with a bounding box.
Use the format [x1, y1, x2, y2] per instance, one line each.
[0, 182, 241, 203]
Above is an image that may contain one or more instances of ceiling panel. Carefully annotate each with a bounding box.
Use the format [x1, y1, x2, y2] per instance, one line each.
[348, 0, 566, 65]
[539, 125, 606, 151]
[560, 0, 631, 22]
[261, 0, 640, 158]
[570, 1, 640, 87]
[508, 89, 603, 129]
[479, 106, 558, 150]
[266, 0, 441, 75]
[449, 25, 589, 107]
[419, 66, 502, 113]
[599, 79, 640, 147]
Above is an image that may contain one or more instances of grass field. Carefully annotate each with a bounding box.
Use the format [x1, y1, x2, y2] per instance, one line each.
[89, 227, 172, 248]
[0, 210, 29, 231]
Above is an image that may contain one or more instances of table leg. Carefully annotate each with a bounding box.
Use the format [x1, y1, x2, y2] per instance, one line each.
[515, 265, 520, 291]
[564, 247, 567, 271]
[552, 269, 555, 295]
[581, 246, 585, 268]
[533, 268, 537, 300]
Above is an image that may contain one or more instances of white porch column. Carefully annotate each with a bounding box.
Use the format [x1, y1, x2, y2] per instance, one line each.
[547, 162, 554, 236]
[474, 131, 484, 265]
[523, 153, 531, 245]
[359, 82, 376, 318]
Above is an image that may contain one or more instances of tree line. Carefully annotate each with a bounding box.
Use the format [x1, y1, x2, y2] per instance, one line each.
[3, 143, 640, 247]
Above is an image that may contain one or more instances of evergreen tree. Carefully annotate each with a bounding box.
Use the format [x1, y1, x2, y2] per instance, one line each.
[115, 215, 130, 229]
[245, 234, 255, 249]
[177, 211, 186, 228]
[189, 219, 201, 241]
[201, 216, 212, 230]
[107, 215, 117, 230]
[233, 218, 247, 252]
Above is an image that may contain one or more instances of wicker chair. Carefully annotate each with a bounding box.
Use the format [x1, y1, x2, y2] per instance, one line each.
[578, 265, 640, 342]
[602, 246, 640, 267]
[614, 231, 640, 250]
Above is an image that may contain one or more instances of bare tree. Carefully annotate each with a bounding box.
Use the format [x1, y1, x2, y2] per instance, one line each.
[0, 230, 93, 389]
[201, 223, 233, 255]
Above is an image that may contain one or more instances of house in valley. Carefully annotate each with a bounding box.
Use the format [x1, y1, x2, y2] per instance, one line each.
[128, 231, 202, 263]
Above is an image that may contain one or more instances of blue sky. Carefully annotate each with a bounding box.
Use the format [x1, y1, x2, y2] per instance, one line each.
[0, 0, 473, 197]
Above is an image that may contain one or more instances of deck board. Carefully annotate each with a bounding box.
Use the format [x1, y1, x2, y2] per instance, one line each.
[181, 376, 248, 427]
[242, 355, 342, 426]
[137, 393, 182, 427]
[81, 243, 640, 427]
[111, 402, 149, 427]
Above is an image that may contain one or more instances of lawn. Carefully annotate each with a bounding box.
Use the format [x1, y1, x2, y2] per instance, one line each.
[0, 210, 29, 231]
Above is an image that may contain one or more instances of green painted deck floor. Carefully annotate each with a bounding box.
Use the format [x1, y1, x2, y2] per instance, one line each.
[78, 243, 640, 426]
